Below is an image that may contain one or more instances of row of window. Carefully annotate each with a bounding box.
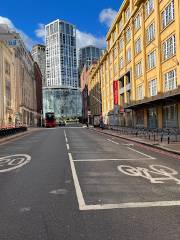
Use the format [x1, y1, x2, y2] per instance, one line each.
[117, 34, 176, 74]
[137, 69, 177, 100]
[110, 0, 175, 47]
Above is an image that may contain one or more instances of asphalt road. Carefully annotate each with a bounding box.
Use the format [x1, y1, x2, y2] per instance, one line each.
[0, 126, 180, 240]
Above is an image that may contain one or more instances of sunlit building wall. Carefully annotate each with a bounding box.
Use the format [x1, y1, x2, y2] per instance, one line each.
[89, 0, 180, 129]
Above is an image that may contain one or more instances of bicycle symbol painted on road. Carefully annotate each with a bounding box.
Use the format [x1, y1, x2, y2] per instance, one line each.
[117, 164, 180, 184]
[0, 154, 31, 173]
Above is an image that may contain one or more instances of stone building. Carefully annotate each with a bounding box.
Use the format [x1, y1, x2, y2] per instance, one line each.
[0, 25, 42, 127]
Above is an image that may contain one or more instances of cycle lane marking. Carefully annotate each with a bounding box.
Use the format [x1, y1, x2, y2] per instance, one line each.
[66, 129, 180, 211]
[117, 164, 180, 184]
[64, 130, 85, 210]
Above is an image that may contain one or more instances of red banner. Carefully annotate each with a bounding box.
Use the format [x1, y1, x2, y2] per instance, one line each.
[113, 80, 119, 105]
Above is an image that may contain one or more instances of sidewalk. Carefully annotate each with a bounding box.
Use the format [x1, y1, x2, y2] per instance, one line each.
[0, 127, 41, 144]
[90, 127, 180, 156]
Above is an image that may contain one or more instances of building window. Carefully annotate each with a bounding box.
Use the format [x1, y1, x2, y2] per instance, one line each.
[126, 27, 131, 42]
[119, 38, 124, 51]
[114, 30, 117, 41]
[126, 48, 131, 63]
[147, 50, 156, 69]
[149, 79, 157, 96]
[135, 38, 141, 55]
[125, 6, 131, 22]
[164, 69, 177, 91]
[137, 85, 144, 100]
[135, 61, 142, 77]
[120, 57, 124, 69]
[145, 0, 154, 17]
[162, 1, 174, 29]
[110, 51, 113, 64]
[163, 104, 178, 128]
[110, 37, 113, 47]
[114, 46, 118, 59]
[119, 18, 123, 32]
[162, 35, 176, 60]
[146, 22, 155, 43]
[134, 13, 141, 31]
[114, 63, 118, 75]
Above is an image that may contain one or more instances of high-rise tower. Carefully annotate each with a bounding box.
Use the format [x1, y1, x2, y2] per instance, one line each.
[43, 19, 81, 118]
[45, 19, 78, 88]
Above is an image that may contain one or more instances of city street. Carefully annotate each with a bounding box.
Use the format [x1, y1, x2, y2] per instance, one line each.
[0, 126, 180, 239]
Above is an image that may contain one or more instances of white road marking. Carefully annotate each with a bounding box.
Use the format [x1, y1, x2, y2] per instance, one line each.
[123, 143, 134, 147]
[73, 158, 155, 162]
[81, 201, 180, 211]
[127, 147, 155, 159]
[118, 164, 180, 184]
[68, 152, 86, 210]
[64, 130, 68, 143]
[50, 189, 68, 195]
[61, 127, 84, 129]
[66, 144, 70, 150]
[0, 154, 31, 173]
[20, 207, 31, 212]
[107, 139, 119, 145]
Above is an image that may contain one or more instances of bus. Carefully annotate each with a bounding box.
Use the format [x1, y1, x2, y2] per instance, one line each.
[45, 112, 56, 128]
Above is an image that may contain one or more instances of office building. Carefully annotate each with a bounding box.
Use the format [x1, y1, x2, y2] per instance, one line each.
[31, 44, 46, 86]
[78, 46, 103, 73]
[88, 0, 180, 129]
[44, 19, 81, 118]
[0, 25, 41, 126]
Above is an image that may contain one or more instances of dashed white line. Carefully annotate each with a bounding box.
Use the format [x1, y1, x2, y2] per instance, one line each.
[107, 139, 119, 145]
[127, 147, 155, 159]
[66, 144, 70, 150]
[68, 153, 86, 210]
[64, 130, 68, 143]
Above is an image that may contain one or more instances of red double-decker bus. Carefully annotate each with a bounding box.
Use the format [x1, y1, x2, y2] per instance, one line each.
[45, 112, 56, 128]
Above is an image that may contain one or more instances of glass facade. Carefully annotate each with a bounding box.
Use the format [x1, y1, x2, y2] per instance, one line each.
[43, 88, 82, 118]
[78, 46, 103, 72]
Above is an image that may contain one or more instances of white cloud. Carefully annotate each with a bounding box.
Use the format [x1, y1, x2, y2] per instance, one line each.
[0, 16, 36, 50]
[35, 23, 45, 40]
[34, 24, 106, 49]
[76, 30, 106, 49]
[99, 8, 117, 27]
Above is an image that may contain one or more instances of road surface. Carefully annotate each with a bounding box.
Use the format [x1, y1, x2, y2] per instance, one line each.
[0, 126, 180, 240]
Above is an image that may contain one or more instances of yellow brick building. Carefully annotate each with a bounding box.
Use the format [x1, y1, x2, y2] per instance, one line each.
[89, 0, 180, 129]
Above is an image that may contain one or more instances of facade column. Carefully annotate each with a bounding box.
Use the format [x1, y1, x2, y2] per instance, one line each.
[144, 108, 148, 128]
[157, 106, 163, 129]
[178, 103, 180, 129]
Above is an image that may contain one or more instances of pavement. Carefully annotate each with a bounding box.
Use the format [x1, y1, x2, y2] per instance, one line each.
[0, 125, 180, 239]
[0, 127, 41, 145]
[90, 127, 180, 155]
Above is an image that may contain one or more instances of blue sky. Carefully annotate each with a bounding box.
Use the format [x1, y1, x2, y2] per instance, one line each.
[0, 0, 123, 49]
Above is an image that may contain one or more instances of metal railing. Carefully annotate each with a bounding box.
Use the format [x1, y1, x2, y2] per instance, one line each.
[0, 126, 27, 138]
[108, 125, 180, 144]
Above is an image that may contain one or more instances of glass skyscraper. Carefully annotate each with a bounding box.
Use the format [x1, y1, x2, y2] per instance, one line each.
[44, 19, 81, 118]
[78, 46, 104, 73]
